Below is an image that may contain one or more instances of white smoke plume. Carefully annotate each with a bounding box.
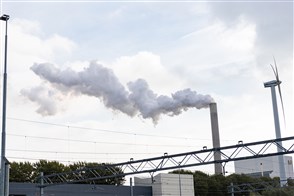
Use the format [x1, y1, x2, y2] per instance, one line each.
[128, 79, 213, 123]
[23, 62, 214, 123]
[21, 85, 61, 116]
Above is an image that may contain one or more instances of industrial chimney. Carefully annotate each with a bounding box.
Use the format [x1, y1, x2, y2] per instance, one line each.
[209, 103, 223, 174]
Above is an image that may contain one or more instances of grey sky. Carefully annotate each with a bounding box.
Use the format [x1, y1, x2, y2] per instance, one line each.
[0, 1, 293, 176]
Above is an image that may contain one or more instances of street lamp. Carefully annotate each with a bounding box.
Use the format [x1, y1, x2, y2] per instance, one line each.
[0, 14, 10, 196]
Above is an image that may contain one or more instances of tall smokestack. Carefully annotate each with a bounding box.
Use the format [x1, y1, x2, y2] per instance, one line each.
[209, 102, 223, 175]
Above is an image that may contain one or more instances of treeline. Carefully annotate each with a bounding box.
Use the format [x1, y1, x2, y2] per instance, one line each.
[170, 169, 294, 196]
[10, 160, 125, 185]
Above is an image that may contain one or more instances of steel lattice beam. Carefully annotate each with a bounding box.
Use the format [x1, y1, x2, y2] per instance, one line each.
[38, 136, 294, 187]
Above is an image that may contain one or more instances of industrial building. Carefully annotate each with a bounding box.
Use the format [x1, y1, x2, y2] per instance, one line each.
[9, 173, 194, 196]
[234, 155, 294, 179]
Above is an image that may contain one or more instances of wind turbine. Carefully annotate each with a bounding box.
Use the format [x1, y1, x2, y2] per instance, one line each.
[263, 59, 286, 186]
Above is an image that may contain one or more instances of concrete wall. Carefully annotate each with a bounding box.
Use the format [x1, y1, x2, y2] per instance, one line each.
[135, 173, 194, 196]
[234, 156, 294, 179]
[9, 182, 152, 196]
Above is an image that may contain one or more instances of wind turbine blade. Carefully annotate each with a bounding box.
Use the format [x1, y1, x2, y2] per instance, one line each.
[272, 58, 286, 126]
[277, 83, 286, 126]
[273, 57, 279, 81]
[270, 64, 277, 78]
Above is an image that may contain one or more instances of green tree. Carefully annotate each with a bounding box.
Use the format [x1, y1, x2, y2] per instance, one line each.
[10, 160, 125, 185]
[207, 174, 226, 196]
[287, 178, 294, 186]
[262, 187, 294, 196]
[33, 160, 70, 183]
[69, 161, 125, 185]
[33, 160, 69, 176]
[226, 173, 257, 185]
[193, 171, 209, 196]
[170, 169, 287, 196]
[170, 169, 193, 175]
[10, 161, 34, 182]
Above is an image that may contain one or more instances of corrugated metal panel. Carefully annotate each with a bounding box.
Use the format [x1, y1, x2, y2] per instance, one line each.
[9, 182, 152, 196]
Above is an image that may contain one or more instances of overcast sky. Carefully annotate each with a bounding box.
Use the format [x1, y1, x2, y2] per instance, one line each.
[0, 0, 293, 178]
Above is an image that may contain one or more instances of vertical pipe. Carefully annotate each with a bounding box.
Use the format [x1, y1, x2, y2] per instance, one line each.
[270, 86, 286, 186]
[178, 174, 182, 196]
[40, 172, 44, 196]
[130, 177, 133, 196]
[209, 103, 223, 174]
[4, 161, 9, 196]
[260, 163, 264, 177]
[230, 182, 234, 196]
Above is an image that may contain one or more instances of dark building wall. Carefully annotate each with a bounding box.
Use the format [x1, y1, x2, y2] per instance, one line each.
[9, 182, 152, 196]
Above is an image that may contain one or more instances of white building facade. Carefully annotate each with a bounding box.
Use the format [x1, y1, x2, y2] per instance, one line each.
[135, 173, 195, 196]
[234, 156, 294, 180]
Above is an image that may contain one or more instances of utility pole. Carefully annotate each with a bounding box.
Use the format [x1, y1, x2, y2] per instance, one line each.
[0, 14, 10, 196]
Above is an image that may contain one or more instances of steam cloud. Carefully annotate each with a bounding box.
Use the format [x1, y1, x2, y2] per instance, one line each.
[23, 62, 214, 123]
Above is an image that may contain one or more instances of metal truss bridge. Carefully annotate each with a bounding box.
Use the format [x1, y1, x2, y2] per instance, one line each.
[38, 136, 294, 187]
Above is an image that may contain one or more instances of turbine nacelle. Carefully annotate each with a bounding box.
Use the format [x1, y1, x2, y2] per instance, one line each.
[0, 14, 10, 21]
[264, 80, 281, 88]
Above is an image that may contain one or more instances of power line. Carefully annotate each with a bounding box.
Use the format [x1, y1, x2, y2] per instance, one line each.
[9, 117, 181, 138]
[7, 148, 163, 155]
[7, 117, 235, 142]
[6, 156, 102, 164]
[7, 156, 167, 164]
[8, 133, 202, 148]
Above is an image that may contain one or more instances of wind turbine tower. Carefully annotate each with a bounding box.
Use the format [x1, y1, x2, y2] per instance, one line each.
[264, 60, 286, 186]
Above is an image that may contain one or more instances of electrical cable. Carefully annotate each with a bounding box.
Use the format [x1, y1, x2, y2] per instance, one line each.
[8, 133, 202, 148]
[7, 117, 235, 142]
